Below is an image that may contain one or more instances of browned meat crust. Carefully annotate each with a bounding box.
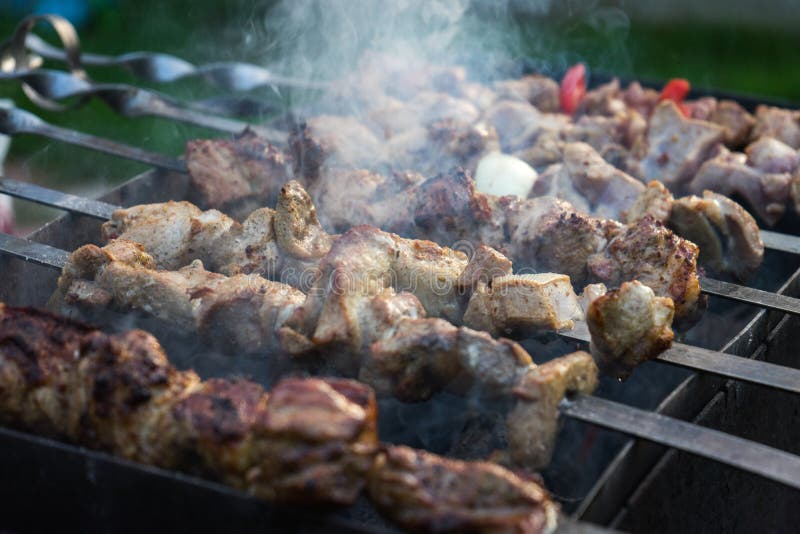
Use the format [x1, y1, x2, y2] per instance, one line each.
[367, 445, 558, 534]
[0, 303, 378, 505]
[1, 303, 559, 532]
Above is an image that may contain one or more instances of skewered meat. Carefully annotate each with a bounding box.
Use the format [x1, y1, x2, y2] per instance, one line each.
[2, 303, 564, 532]
[533, 142, 645, 220]
[746, 136, 799, 174]
[367, 445, 558, 534]
[145, 155, 705, 328]
[53, 239, 305, 353]
[586, 281, 675, 379]
[0, 303, 378, 505]
[52, 236, 538, 402]
[585, 216, 700, 330]
[751, 105, 800, 149]
[507, 351, 599, 469]
[362, 317, 532, 402]
[622, 180, 674, 224]
[623, 181, 764, 280]
[669, 191, 764, 280]
[185, 129, 289, 217]
[708, 100, 755, 148]
[688, 144, 791, 225]
[627, 101, 725, 191]
[463, 274, 583, 336]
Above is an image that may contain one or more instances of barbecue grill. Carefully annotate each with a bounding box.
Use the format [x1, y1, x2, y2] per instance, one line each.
[2, 14, 800, 533]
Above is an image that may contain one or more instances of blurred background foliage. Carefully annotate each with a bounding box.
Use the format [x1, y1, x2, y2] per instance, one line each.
[1, 0, 799, 228]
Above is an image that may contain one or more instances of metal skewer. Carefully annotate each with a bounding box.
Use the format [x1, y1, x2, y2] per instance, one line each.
[24, 33, 329, 91]
[2, 230, 800, 492]
[0, 70, 285, 143]
[3, 180, 800, 397]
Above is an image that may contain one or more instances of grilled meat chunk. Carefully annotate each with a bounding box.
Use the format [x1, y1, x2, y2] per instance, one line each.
[507, 351, 599, 470]
[586, 281, 675, 379]
[534, 142, 645, 220]
[623, 180, 674, 224]
[628, 101, 725, 191]
[463, 274, 583, 336]
[669, 191, 764, 280]
[274, 180, 335, 261]
[363, 318, 532, 402]
[688, 144, 791, 225]
[53, 240, 304, 353]
[746, 136, 799, 174]
[708, 100, 755, 148]
[185, 130, 289, 217]
[103, 201, 282, 278]
[751, 105, 800, 149]
[586, 216, 703, 330]
[0, 304, 379, 505]
[367, 445, 558, 534]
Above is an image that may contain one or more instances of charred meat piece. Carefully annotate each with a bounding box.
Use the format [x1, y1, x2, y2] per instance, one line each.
[185, 130, 289, 217]
[586, 216, 704, 330]
[688, 144, 791, 226]
[669, 191, 764, 280]
[463, 274, 583, 336]
[0, 303, 378, 505]
[586, 281, 675, 379]
[628, 101, 725, 191]
[507, 351, 599, 470]
[367, 445, 558, 534]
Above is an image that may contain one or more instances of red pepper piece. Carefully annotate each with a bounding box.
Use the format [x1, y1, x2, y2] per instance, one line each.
[560, 63, 587, 115]
[659, 78, 691, 116]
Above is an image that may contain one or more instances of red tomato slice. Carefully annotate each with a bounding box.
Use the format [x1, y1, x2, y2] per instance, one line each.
[560, 63, 587, 115]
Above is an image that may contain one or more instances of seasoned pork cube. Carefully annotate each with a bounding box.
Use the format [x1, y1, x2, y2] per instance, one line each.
[669, 191, 764, 280]
[586, 281, 674, 379]
[463, 274, 583, 335]
[368, 445, 558, 534]
[507, 351, 599, 470]
[628, 101, 725, 190]
[622, 180, 674, 224]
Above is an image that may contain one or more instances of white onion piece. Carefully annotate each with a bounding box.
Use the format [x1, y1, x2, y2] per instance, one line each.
[474, 152, 537, 198]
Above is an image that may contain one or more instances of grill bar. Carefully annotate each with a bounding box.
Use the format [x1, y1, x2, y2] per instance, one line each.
[3, 231, 800, 396]
[560, 394, 800, 491]
[2, 231, 800, 492]
[699, 276, 800, 316]
[0, 232, 68, 268]
[0, 177, 117, 219]
[0, 107, 188, 173]
[559, 324, 800, 395]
